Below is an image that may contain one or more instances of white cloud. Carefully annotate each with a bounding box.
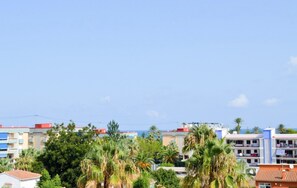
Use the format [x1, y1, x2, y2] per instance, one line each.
[263, 98, 279, 106]
[289, 56, 297, 66]
[146, 110, 160, 118]
[229, 94, 249, 108]
[100, 96, 111, 103]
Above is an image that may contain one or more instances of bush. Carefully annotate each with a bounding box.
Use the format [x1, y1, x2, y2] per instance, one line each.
[159, 163, 174, 167]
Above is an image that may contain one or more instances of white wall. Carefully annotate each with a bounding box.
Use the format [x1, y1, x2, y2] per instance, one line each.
[20, 178, 40, 188]
[0, 174, 39, 188]
[0, 174, 20, 188]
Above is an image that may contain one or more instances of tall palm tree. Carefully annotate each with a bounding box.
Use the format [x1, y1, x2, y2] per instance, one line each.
[183, 124, 216, 153]
[78, 138, 139, 188]
[277, 124, 286, 134]
[235, 118, 243, 134]
[184, 138, 237, 188]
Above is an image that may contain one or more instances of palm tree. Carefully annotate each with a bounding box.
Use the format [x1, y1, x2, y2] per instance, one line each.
[148, 125, 161, 141]
[252, 126, 261, 134]
[78, 138, 139, 188]
[183, 138, 237, 188]
[234, 160, 252, 187]
[15, 148, 40, 171]
[183, 124, 216, 153]
[235, 118, 243, 134]
[0, 158, 13, 173]
[277, 124, 286, 134]
[161, 143, 179, 164]
[135, 152, 154, 172]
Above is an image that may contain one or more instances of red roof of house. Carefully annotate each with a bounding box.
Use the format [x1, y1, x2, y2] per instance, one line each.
[3, 170, 41, 181]
[256, 169, 297, 182]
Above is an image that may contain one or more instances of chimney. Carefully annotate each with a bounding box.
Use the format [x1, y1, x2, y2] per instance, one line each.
[282, 170, 286, 180]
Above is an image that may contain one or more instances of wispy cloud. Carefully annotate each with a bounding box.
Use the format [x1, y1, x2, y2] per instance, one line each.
[289, 56, 297, 66]
[229, 94, 249, 108]
[287, 56, 297, 74]
[100, 96, 111, 103]
[146, 110, 160, 118]
[263, 98, 279, 106]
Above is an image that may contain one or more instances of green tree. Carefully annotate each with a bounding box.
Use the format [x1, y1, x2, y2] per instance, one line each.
[183, 137, 237, 188]
[234, 160, 252, 188]
[285, 128, 297, 134]
[0, 157, 13, 173]
[15, 148, 40, 171]
[38, 122, 96, 188]
[183, 124, 216, 153]
[161, 142, 179, 164]
[135, 152, 154, 172]
[152, 168, 180, 188]
[245, 128, 251, 134]
[234, 118, 243, 134]
[107, 120, 121, 141]
[252, 126, 261, 134]
[39, 169, 62, 188]
[78, 138, 139, 188]
[136, 137, 162, 163]
[147, 125, 161, 142]
[277, 124, 286, 134]
[133, 173, 150, 188]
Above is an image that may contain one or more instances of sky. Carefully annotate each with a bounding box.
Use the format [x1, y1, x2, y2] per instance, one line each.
[0, 1, 297, 130]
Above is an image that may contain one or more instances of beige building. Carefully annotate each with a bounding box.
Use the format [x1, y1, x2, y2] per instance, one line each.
[0, 123, 52, 159]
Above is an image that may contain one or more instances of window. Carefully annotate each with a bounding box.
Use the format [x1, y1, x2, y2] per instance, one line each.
[259, 183, 271, 188]
[289, 140, 293, 145]
[246, 150, 251, 154]
[246, 140, 251, 144]
[238, 150, 242, 154]
[254, 159, 258, 163]
[247, 159, 251, 163]
[253, 140, 257, 143]
[254, 150, 258, 153]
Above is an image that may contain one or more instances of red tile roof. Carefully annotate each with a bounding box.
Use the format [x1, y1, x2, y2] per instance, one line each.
[256, 169, 297, 182]
[3, 170, 41, 181]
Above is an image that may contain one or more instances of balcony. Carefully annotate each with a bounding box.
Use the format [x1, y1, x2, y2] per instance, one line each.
[237, 153, 259, 158]
[276, 144, 297, 148]
[0, 151, 8, 155]
[233, 144, 260, 148]
[0, 140, 8, 144]
[7, 138, 18, 144]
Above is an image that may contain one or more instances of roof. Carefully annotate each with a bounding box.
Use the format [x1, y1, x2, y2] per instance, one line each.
[273, 134, 297, 139]
[225, 134, 262, 139]
[256, 169, 297, 182]
[2, 170, 41, 181]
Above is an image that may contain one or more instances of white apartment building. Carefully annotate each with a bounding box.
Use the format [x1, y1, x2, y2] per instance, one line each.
[163, 125, 297, 166]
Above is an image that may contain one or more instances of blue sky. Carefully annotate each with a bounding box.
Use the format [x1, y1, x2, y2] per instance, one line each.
[0, 1, 297, 130]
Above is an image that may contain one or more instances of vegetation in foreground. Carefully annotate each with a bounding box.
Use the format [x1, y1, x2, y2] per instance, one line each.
[0, 120, 255, 188]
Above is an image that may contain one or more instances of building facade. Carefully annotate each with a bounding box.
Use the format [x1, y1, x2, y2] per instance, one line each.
[162, 125, 297, 166]
[0, 123, 53, 159]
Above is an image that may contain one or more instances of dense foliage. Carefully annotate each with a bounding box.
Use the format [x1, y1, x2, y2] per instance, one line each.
[0, 157, 13, 172]
[152, 168, 180, 188]
[38, 122, 96, 188]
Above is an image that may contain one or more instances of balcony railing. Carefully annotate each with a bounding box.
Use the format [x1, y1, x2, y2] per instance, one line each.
[276, 144, 297, 148]
[237, 153, 259, 157]
[233, 144, 260, 147]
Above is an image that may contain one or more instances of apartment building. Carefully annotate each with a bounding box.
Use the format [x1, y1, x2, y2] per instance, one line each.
[0, 123, 52, 159]
[162, 125, 297, 166]
[0, 123, 138, 159]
